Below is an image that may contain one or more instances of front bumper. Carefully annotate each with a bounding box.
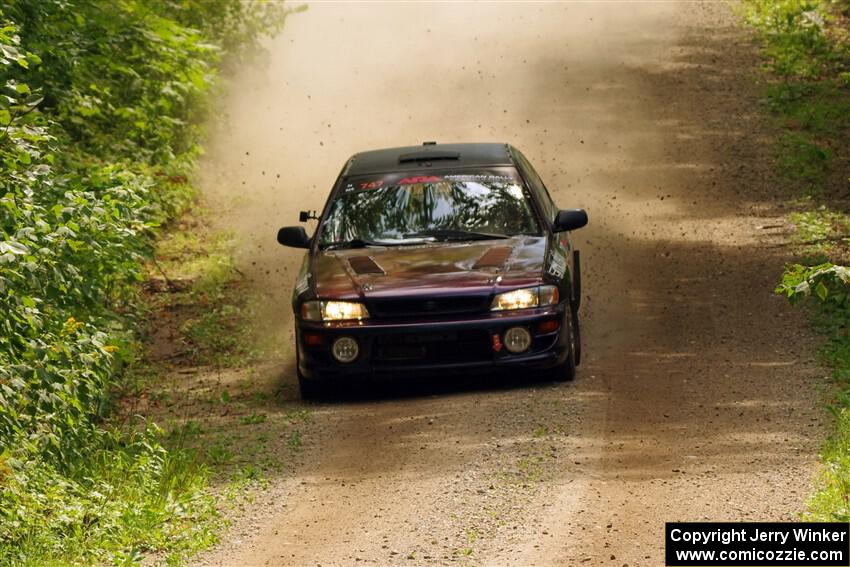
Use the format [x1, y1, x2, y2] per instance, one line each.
[296, 305, 570, 381]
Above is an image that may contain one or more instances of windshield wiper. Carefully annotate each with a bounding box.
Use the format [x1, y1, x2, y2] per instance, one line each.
[321, 238, 383, 250]
[322, 230, 510, 249]
[402, 228, 510, 242]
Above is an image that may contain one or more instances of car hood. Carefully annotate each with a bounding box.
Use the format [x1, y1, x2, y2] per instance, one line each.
[311, 236, 547, 300]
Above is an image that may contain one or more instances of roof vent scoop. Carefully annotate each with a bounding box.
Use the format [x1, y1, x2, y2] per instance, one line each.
[423, 141, 437, 145]
[398, 150, 461, 163]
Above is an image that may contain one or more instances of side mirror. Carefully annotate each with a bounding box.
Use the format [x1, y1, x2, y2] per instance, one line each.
[553, 209, 588, 232]
[277, 226, 310, 248]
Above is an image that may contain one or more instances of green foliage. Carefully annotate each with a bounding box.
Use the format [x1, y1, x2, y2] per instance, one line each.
[777, 132, 833, 190]
[787, 206, 850, 263]
[152, 223, 267, 367]
[777, 265, 850, 520]
[790, 207, 850, 243]
[149, 0, 296, 67]
[2, 426, 217, 565]
[777, 262, 850, 303]
[765, 82, 850, 134]
[240, 412, 267, 426]
[745, 0, 838, 78]
[809, 397, 850, 522]
[0, 0, 288, 563]
[752, 0, 850, 527]
[744, 0, 850, 195]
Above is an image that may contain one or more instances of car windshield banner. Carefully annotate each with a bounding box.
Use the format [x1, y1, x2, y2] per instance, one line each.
[342, 168, 521, 193]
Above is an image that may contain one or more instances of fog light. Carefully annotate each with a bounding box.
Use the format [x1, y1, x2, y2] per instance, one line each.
[503, 326, 532, 354]
[331, 336, 359, 363]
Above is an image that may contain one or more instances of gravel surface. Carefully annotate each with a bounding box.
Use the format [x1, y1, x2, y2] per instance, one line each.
[192, 3, 824, 566]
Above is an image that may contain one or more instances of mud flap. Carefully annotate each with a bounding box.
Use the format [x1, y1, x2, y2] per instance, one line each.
[572, 249, 581, 308]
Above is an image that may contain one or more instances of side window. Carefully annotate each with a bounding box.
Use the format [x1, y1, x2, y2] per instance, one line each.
[514, 150, 559, 224]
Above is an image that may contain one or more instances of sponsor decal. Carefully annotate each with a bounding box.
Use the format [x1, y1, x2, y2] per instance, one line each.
[398, 175, 442, 184]
[358, 180, 384, 190]
[444, 174, 515, 183]
[547, 249, 567, 278]
[294, 276, 309, 295]
[345, 169, 519, 192]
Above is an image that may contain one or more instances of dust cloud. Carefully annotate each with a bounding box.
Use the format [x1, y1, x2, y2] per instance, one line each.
[194, 4, 825, 566]
[197, 2, 676, 342]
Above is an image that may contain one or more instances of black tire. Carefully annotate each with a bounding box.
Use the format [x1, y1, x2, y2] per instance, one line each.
[549, 311, 577, 382]
[296, 349, 324, 400]
[572, 250, 581, 309]
[571, 304, 582, 367]
[298, 373, 324, 400]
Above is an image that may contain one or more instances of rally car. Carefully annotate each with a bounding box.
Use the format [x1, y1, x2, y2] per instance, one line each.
[277, 142, 588, 398]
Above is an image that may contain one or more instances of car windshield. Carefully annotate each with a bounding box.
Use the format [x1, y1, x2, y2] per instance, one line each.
[319, 171, 540, 248]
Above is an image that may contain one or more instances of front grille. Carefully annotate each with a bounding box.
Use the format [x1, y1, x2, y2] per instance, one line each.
[368, 296, 489, 318]
[373, 330, 491, 365]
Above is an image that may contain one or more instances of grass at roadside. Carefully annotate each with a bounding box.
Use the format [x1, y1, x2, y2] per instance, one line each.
[779, 264, 850, 520]
[144, 211, 256, 368]
[743, 0, 850, 520]
[744, 0, 849, 198]
[0, 2, 300, 563]
[128, 204, 309, 505]
[807, 308, 850, 521]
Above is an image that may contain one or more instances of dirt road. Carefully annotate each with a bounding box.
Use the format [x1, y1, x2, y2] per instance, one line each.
[195, 3, 824, 566]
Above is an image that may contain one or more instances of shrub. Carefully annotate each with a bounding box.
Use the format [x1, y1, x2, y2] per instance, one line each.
[0, 1, 287, 563]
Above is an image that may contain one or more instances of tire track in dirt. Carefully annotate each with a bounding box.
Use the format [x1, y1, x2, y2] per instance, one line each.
[194, 3, 823, 566]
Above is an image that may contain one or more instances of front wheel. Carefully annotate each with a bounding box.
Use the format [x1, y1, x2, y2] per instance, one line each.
[549, 312, 577, 382]
[571, 305, 582, 367]
[296, 349, 324, 400]
[298, 373, 324, 400]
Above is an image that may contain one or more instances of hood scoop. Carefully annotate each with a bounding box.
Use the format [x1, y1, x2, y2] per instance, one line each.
[348, 255, 385, 275]
[473, 246, 512, 269]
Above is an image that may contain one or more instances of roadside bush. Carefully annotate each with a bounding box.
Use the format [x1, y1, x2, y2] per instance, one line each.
[778, 263, 850, 304]
[777, 132, 833, 190]
[748, 0, 850, 524]
[745, 0, 848, 80]
[0, 1, 287, 563]
[778, 265, 850, 520]
[745, 0, 850, 196]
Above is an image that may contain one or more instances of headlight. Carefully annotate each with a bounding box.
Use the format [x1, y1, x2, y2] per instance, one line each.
[491, 285, 559, 311]
[301, 300, 370, 321]
[323, 301, 369, 321]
